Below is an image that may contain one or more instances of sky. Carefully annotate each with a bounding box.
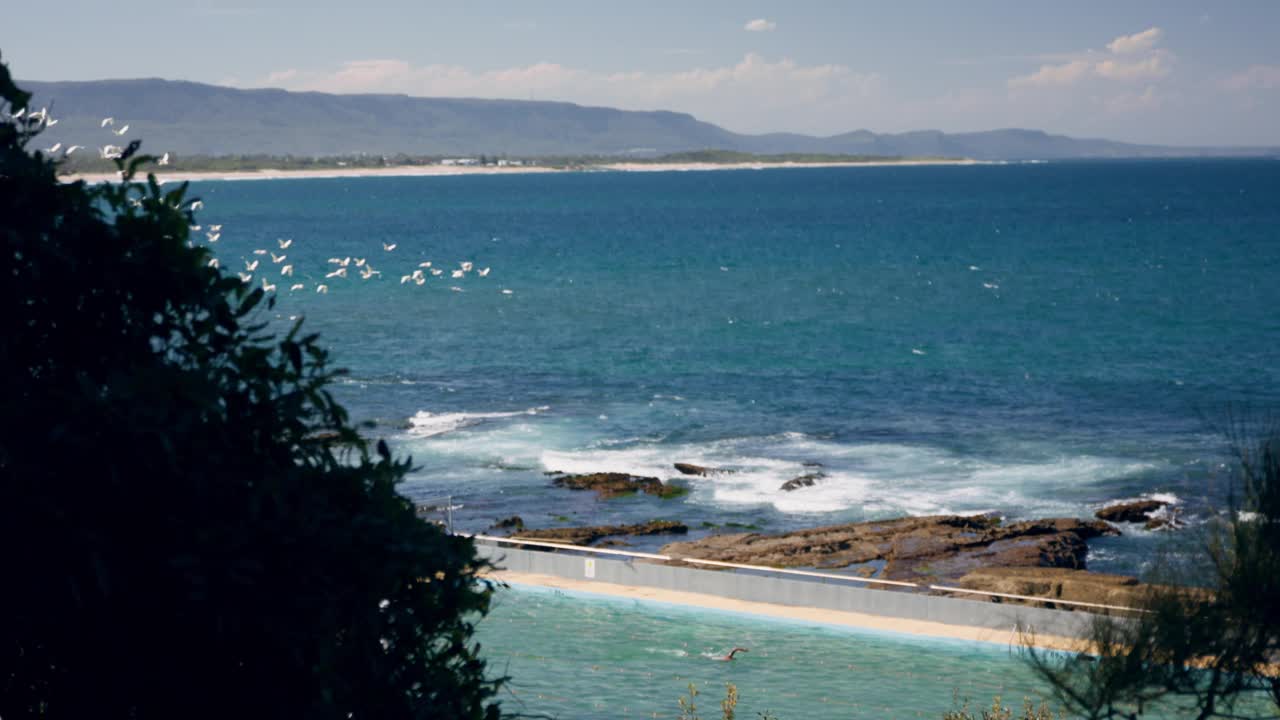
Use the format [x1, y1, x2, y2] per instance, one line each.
[6, 1, 1280, 146]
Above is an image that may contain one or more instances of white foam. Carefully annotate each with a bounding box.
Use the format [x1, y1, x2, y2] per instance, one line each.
[407, 406, 549, 438]
[538, 433, 1156, 518]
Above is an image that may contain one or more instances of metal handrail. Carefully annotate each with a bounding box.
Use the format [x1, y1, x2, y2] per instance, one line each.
[681, 557, 919, 589]
[928, 584, 1150, 613]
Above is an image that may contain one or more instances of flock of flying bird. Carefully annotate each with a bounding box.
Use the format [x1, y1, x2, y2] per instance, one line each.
[9, 108, 173, 167]
[7, 107, 511, 298]
[197, 229, 509, 297]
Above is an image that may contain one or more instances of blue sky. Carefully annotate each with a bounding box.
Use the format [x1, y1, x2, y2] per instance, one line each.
[6, 1, 1280, 145]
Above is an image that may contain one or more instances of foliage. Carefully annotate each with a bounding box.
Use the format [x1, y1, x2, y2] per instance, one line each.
[1025, 433, 1280, 719]
[0, 54, 501, 719]
[943, 693, 1060, 720]
[678, 683, 757, 720]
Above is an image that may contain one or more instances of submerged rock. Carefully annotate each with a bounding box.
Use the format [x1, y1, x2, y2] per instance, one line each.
[492, 515, 525, 531]
[552, 472, 687, 499]
[1096, 499, 1167, 524]
[780, 472, 825, 491]
[674, 462, 730, 476]
[513, 520, 688, 546]
[660, 515, 1119, 584]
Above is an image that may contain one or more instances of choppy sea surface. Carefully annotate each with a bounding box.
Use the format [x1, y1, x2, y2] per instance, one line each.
[191, 160, 1280, 577]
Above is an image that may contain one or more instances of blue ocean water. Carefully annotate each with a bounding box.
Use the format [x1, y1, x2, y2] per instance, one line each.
[191, 160, 1280, 576]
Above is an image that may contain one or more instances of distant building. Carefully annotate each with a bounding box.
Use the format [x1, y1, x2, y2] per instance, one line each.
[440, 158, 479, 166]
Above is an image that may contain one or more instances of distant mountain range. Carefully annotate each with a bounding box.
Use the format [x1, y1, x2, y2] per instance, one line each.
[19, 78, 1279, 160]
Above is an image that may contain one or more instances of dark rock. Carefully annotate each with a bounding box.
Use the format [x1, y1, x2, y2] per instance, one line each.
[492, 515, 524, 531]
[780, 472, 825, 491]
[514, 520, 688, 546]
[543, 470, 566, 476]
[674, 462, 731, 476]
[661, 514, 1120, 584]
[1096, 499, 1167, 524]
[802, 461, 825, 468]
[553, 472, 687, 499]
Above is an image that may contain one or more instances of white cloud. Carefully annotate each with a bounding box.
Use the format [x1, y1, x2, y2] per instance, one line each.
[1106, 27, 1162, 55]
[1222, 65, 1280, 91]
[1104, 86, 1162, 113]
[744, 18, 776, 32]
[1095, 51, 1172, 81]
[1008, 60, 1091, 88]
[245, 54, 881, 135]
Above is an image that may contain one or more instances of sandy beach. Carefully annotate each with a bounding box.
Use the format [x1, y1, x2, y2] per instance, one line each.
[491, 570, 1088, 654]
[62, 158, 980, 185]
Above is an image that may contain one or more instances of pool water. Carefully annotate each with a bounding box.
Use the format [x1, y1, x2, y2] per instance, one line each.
[478, 584, 1065, 719]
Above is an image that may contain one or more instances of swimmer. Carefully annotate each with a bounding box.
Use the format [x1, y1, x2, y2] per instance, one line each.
[713, 647, 749, 662]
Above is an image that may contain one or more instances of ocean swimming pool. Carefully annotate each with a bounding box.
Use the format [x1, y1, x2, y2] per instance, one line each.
[477, 584, 1062, 719]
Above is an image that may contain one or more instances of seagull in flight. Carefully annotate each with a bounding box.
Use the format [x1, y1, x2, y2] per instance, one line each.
[325, 267, 347, 279]
[65, 145, 84, 155]
[271, 252, 287, 264]
[460, 261, 474, 272]
[112, 124, 130, 136]
[207, 258, 220, 269]
[206, 232, 220, 243]
[501, 289, 514, 295]
[100, 145, 124, 160]
[477, 267, 491, 277]
[45, 142, 62, 154]
[238, 272, 253, 283]
[289, 283, 305, 291]
[359, 265, 381, 279]
[316, 284, 329, 294]
[414, 276, 426, 286]
[450, 269, 464, 278]
[101, 117, 114, 127]
[418, 261, 432, 268]
[278, 238, 293, 249]
[252, 249, 268, 255]
[354, 258, 366, 267]
[190, 200, 204, 211]
[10, 107, 25, 119]
[261, 279, 277, 292]
[245, 259, 260, 272]
[430, 268, 443, 276]
[400, 274, 412, 284]
[209, 224, 222, 232]
[450, 286, 464, 292]
[158, 152, 170, 166]
[280, 264, 294, 276]
[383, 242, 397, 251]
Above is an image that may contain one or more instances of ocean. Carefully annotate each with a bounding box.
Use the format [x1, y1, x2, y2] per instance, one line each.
[190, 159, 1280, 578]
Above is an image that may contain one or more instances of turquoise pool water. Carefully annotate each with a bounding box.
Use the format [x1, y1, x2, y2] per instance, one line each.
[478, 584, 1064, 719]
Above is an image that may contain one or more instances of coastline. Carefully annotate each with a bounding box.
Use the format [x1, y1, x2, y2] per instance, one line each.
[61, 158, 980, 185]
[490, 570, 1088, 654]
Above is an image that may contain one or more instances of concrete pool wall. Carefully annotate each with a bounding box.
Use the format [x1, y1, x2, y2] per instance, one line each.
[474, 540, 1103, 644]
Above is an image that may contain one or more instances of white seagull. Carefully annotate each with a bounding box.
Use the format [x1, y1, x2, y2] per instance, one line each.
[190, 200, 204, 211]
[158, 152, 170, 166]
[11, 107, 25, 119]
[460, 261, 474, 272]
[252, 249, 267, 255]
[383, 242, 397, 251]
[206, 232, 220, 243]
[430, 268, 443, 276]
[280, 264, 294, 276]
[100, 145, 124, 160]
[101, 117, 114, 127]
[359, 265, 380, 279]
[261, 279, 277, 292]
[45, 142, 62, 154]
[65, 145, 84, 155]
[417, 261, 432, 268]
[413, 276, 426, 286]
[400, 274, 412, 284]
[316, 284, 329, 294]
[501, 289, 514, 295]
[207, 258, 220, 268]
[271, 252, 286, 263]
[278, 238, 293, 249]
[289, 283, 305, 291]
[354, 257, 366, 267]
[325, 267, 347, 279]
[477, 267, 491, 277]
[245, 259, 260, 272]
[238, 272, 253, 283]
[112, 124, 129, 136]
[450, 269, 464, 278]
